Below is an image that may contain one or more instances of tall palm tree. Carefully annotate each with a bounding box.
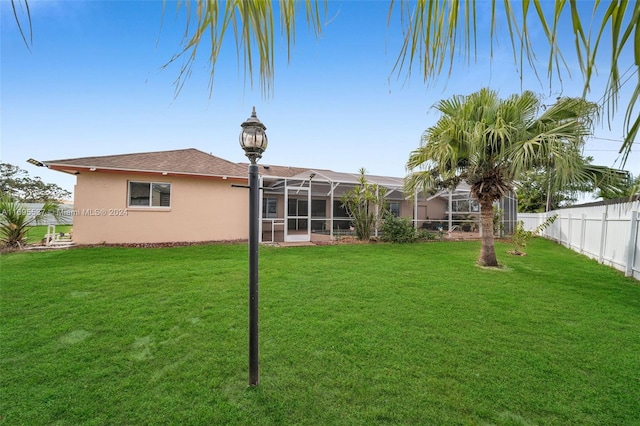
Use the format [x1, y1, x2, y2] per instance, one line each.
[10, 1, 638, 162]
[404, 88, 603, 267]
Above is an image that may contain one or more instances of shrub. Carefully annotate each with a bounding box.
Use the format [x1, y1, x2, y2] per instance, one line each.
[381, 215, 419, 243]
[341, 169, 387, 240]
[417, 229, 438, 240]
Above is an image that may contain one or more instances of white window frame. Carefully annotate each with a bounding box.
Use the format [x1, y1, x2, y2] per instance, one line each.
[389, 201, 401, 217]
[128, 181, 171, 208]
[263, 197, 277, 218]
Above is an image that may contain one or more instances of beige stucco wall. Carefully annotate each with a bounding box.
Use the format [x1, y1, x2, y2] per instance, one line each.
[72, 172, 248, 244]
[416, 199, 447, 221]
[394, 199, 447, 221]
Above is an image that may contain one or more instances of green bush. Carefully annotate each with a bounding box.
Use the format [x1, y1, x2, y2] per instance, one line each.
[381, 215, 419, 243]
[417, 229, 438, 241]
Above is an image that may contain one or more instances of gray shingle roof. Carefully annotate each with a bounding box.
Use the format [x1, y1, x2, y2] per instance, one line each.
[43, 149, 409, 192]
[44, 148, 247, 178]
[238, 163, 310, 178]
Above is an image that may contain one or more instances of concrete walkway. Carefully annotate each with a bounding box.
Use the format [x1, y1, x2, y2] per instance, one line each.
[270, 241, 316, 247]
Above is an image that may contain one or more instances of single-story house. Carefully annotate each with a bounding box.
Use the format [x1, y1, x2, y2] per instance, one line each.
[30, 148, 515, 244]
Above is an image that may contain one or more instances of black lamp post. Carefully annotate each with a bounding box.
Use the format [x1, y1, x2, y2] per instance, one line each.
[239, 106, 268, 387]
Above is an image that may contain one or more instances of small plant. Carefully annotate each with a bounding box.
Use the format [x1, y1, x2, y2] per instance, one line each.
[510, 215, 557, 255]
[0, 194, 61, 249]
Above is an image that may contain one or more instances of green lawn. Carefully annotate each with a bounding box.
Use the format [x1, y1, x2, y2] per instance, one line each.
[25, 225, 73, 244]
[1, 239, 638, 425]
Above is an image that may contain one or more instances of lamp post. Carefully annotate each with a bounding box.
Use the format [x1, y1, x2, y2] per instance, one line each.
[239, 106, 268, 387]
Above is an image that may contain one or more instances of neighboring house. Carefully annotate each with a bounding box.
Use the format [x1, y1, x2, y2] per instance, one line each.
[32, 148, 512, 245]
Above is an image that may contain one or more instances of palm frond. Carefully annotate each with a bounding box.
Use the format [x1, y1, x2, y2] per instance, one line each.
[10, 0, 32, 51]
[0, 195, 61, 248]
[164, 0, 325, 98]
[407, 88, 617, 215]
[390, 0, 639, 165]
[9, 0, 638, 162]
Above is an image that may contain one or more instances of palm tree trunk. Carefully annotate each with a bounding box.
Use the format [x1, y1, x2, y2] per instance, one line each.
[479, 200, 499, 267]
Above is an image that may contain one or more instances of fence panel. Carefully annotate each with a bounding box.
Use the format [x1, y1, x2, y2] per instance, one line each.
[583, 215, 603, 258]
[520, 199, 640, 281]
[518, 213, 543, 230]
[603, 218, 631, 270]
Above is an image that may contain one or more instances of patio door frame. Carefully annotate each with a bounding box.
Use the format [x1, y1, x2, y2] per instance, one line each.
[284, 184, 311, 242]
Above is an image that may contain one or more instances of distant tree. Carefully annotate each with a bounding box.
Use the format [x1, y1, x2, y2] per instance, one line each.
[0, 163, 71, 202]
[405, 89, 619, 267]
[516, 169, 581, 212]
[515, 152, 627, 212]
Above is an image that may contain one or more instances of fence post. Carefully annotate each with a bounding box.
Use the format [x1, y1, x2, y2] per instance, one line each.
[626, 211, 639, 277]
[567, 214, 572, 249]
[598, 212, 607, 264]
[580, 213, 586, 254]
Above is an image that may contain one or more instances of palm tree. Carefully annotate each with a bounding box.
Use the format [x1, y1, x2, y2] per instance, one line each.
[404, 88, 604, 267]
[0, 194, 61, 249]
[595, 173, 640, 200]
[518, 147, 627, 212]
[340, 168, 388, 240]
[10, 1, 638, 162]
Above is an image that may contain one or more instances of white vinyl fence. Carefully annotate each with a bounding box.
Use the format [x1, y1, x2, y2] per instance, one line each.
[519, 198, 640, 281]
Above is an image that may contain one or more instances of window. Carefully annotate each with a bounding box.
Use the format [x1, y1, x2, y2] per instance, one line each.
[288, 198, 308, 217]
[456, 199, 470, 212]
[287, 198, 308, 231]
[263, 198, 277, 218]
[311, 200, 326, 218]
[389, 202, 401, 217]
[311, 199, 327, 231]
[332, 200, 351, 230]
[128, 182, 171, 207]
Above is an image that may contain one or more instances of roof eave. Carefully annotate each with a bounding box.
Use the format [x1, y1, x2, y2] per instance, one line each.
[45, 163, 247, 182]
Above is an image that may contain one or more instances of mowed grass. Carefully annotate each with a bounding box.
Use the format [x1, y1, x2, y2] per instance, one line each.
[1, 239, 639, 425]
[25, 225, 73, 244]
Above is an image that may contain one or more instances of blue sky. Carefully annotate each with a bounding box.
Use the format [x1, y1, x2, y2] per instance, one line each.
[1, 1, 637, 196]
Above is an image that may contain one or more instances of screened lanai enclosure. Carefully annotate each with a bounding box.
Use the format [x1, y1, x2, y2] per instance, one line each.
[257, 167, 517, 243]
[426, 182, 518, 237]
